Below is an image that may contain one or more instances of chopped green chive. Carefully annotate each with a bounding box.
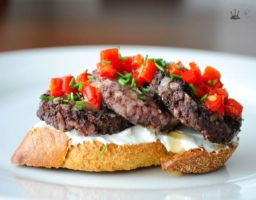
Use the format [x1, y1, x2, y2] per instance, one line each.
[170, 73, 182, 79]
[69, 77, 76, 88]
[99, 143, 109, 157]
[200, 94, 209, 102]
[88, 75, 95, 81]
[155, 62, 165, 72]
[123, 73, 132, 79]
[78, 83, 83, 91]
[154, 58, 166, 72]
[138, 95, 146, 100]
[142, 87, 152, 93]
[118, 72, 132, 79]
[73, 82, 83, 92]
[40, 95, 53, 101]
[68, 92, 74, 101]
[135, 88, 143, 95]
[117, 72, 124, 77]
[118, 78, 130, 86]
[76, 101, 85, 111]
[102, 61, 112, 65]
[53, 97, 61, 102]
[189, 84, 197, 96]
[120, 55, 128, 61]
[213, 79, 218, 86]
[144, 54, 148, 65]
[131, 77, 136, 88]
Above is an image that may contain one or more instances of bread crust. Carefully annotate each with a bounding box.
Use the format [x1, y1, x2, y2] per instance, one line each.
[11, 126, 237, 173]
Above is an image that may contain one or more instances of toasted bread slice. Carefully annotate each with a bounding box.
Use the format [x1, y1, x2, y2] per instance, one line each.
[11, 126, 237, 173]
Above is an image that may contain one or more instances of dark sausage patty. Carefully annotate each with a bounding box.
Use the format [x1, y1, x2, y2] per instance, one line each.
[37, 93, 132, 136]
[94, 74, 179, 132]
[150, 71, 242, 144]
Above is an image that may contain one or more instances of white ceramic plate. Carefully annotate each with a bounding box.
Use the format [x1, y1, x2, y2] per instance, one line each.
[0, 46, 255, 200]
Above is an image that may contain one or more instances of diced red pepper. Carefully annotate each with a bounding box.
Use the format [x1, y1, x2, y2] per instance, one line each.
[132, 70, 145, 87]
[194, 85, 205, 98]
[225, 98, 243, 117]
[120, 56, 133, 73]
[100, 48, 120, 69]
[97, 62, 117, 79]
[76, 72, 91, 91]
[82, 84, 102, 110]
[203, 66, 221, 83]
[213, 80, 223, 89]
[131, 54, 144, 70]
[62, 75, 78, 95]
[77, 72, 90, 83]
[189, 62, 202, 83]
[50, 78, 64, 97]
[182, 70, 197, 84]
[212, 88, 228, 103]
[205, 94, 225, 115]
[139, 60, 158, 83]
[167, 63, 185, 76]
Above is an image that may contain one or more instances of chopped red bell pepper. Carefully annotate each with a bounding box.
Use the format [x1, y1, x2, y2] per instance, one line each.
[205, 94, 225, 115]
[189, 62, 202, 83]
[203, 66, 221, 83]
[139, 60, 158, 83]
[225, 98, 243, 117]
[97, 62, 117, 78]
[77, 72, 90, 83]
[50, 78, 64, 97]
[82, 84, 102, 110]
[182, 70, 197, 84]
[62, 75, 78, 95]
[194, 85, 205, 98]
[167, 63, 185, 76]
[132, 70, 145, 87]
[76, 72, 91, 91]
[100, 48, 120, 69]
[131, 54, 144, 70]
[120, 56, 133, 73]
[212, 88, 228, 103]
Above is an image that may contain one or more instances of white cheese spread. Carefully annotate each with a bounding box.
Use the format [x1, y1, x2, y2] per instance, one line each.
[33, 121, 238, 153]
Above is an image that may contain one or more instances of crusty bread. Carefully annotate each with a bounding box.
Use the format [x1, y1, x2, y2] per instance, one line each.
[11, 126, 237, 173]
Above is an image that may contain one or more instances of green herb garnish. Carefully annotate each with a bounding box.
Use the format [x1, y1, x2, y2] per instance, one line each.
[170, 73, 182, 79]
[213, 79, 218, 86]
[189, 84, 197, 96]
[118, 72, 132, 86]
[76, 101, 86, 111]
[88, 75, 96, 81]
[118, 77, 130, 86]
[138, 95, 146, 100]
[200, 94, 209, 102]
[68, 92, 74, 101]
[144, 54, 148, 65]
[135, 88, 143, 95]
[99, 143, 109, 157]
[102, 61, 112, 65]
[142, 87, 152, 93]
[69, 77, 76, 88]
[154, 58, 167, 72]
[131, 77, 136, 88]
[119, 54, 128, 61]
[40, 95, 53, 101]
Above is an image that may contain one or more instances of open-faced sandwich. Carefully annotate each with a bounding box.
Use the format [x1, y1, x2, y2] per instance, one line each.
[12, 48, 243, 174]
